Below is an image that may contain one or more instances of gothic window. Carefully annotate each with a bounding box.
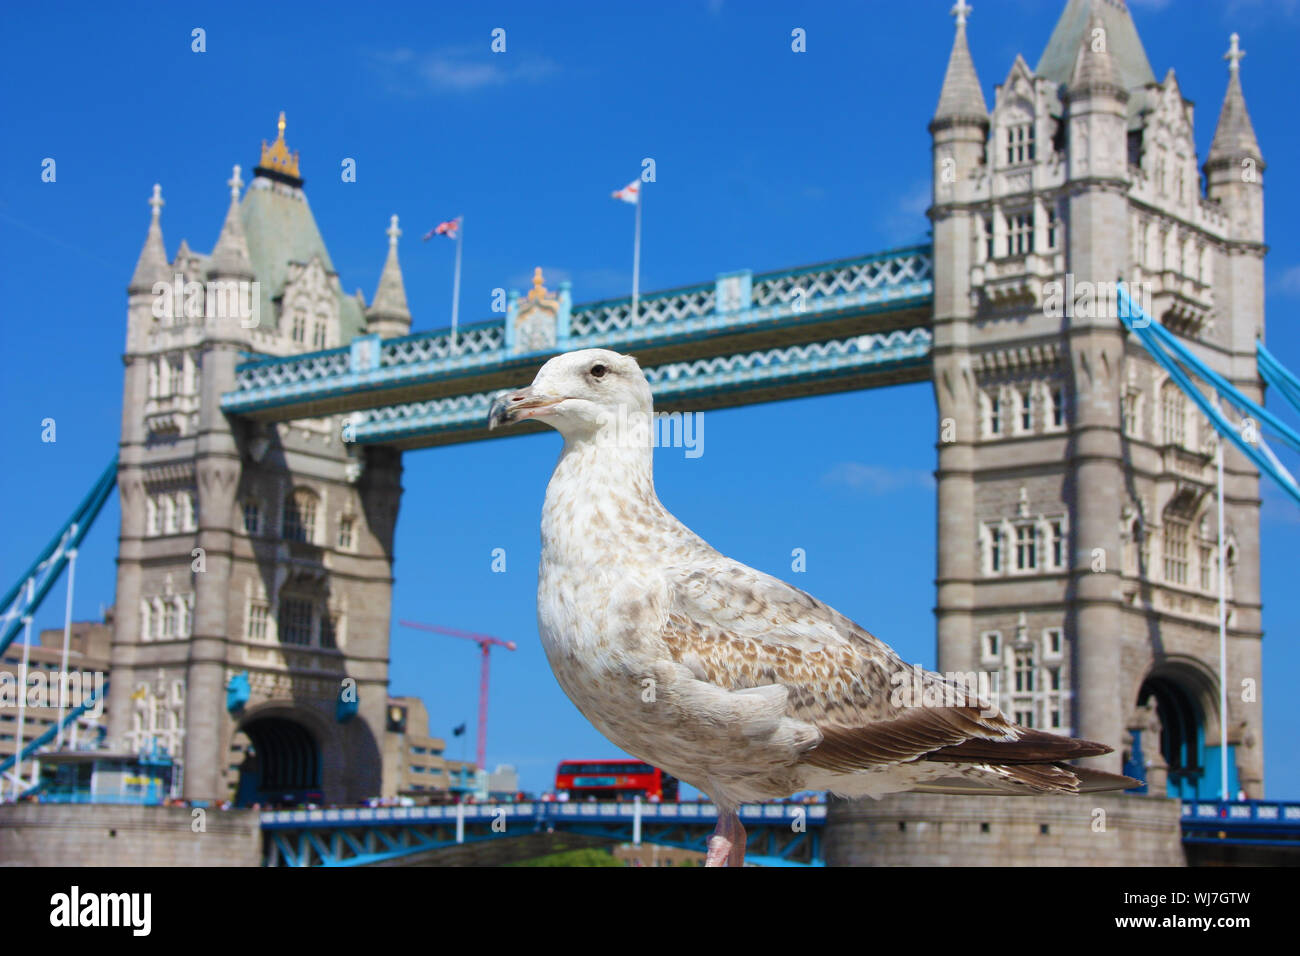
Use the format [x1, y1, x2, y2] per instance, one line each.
[1014, 708, 1035, 728]
[320, 610, 338, 649]
[246, 603, 269, 642]
[1043, 628, 1063, 657]
[1163, 520, 1189, 585]
[988, 526, 1004, 573]
[1006, 123, 1035, 165]
[179, 491, 196, 532]
[278, 597, 314, 646]
[1048, 384, 1066, 429]
[312, 320, 328, 350]
[1015, 524, 1038, 571]
[282, 488, 319, 544]
[1009, 212, 1034, 255]
[1018, 388, 1033, 432]
[1122, 388, 1142, 438]
[1199, 544, 1214, 591]
[338, 515, 355, 550]
[162, 494, 178, 534]
[984, 216, 996, 260]
[162, 601, 178, 639]
[291, 312, 307, 345]
[987, 392, 1002, 436]
[1045, 205, 1059, 250]
[1014, 648, 1035, 693]
[1161, 381, 1186, 446]
[242, 500, 261, 536]
[1049, 521, 1065, 569]
[982, 631, 1001, 659]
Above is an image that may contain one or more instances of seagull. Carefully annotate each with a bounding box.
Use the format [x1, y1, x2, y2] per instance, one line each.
[489, 348, 1137, 867]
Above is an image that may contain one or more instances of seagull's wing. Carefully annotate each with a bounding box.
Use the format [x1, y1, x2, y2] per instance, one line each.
[660, 556, 1111, 778]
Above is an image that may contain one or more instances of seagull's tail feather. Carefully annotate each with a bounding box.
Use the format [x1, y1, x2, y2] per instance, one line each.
[923, 728, 1112, 764]
[904, 763, 1141, 796]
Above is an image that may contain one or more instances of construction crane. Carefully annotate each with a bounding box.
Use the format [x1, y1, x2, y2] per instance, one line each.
[398, 621, 517, 776]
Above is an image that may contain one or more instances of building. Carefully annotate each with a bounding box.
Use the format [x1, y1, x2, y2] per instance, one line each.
[929, 0, 1264, 799]
[0, 614, 112, 795]
[381, 696, 477, 800]
[829, 0, 1266, 864]
[107, 115, 410, 804]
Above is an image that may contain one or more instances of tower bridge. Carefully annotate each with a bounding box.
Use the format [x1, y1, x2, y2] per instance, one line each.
[221, 247, 934, 448]
[3, 0, 1281, 865]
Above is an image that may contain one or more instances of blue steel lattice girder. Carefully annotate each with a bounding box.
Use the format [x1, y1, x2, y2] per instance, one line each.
[221, 246, 933, 423]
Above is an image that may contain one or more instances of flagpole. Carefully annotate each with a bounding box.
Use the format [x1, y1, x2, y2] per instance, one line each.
[451, 217, 463, 354]
[631, 185, 642, 324]
[1217, 434, 1229, 800]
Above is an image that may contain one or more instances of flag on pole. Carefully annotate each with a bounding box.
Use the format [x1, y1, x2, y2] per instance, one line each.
[611, 180, 640, 204]
[424, 217, 461, 241]
[612, 179, 644, 321]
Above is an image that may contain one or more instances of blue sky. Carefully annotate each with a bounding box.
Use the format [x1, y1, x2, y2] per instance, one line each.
[2, 0, 1299, 798]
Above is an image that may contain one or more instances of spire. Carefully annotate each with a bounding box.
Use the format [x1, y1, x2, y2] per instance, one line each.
[366, 214, 411, 334]
[129, 183, 170, 294]
[933, 1, 988, 126]
[1208, 33, 1262, 165]
[1067, 10, 1126, 98]
[209, 164, 255, 279]
[1038, 0, 1155, 92]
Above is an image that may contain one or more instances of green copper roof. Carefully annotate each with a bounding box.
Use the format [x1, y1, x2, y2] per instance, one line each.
[240, 179, 367, 341]
[1036, 0, 1156, 91]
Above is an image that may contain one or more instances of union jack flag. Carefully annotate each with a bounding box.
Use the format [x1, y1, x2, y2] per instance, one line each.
[424, 217, 461, 241]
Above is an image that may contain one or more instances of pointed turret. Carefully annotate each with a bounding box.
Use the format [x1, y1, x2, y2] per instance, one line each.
[365, 215, 412, 338]
[129, 184, 170, 294]
[1205, 32, 1264, 246]
[1208, 33, 1263, 167]
[209, 165, 255, 279]
[932, 0, 988, 126]
[1067, 11, 1126, 98]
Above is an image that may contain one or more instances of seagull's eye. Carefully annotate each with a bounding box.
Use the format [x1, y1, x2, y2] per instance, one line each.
[590, 364, 608, 379]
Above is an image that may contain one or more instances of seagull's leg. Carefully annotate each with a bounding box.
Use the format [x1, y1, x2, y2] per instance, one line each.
[728, 817, 747, 867]
[705, 810, 745, 867]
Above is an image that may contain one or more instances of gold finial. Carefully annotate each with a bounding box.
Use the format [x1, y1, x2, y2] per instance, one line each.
[259, 111, 301, 179]
[528, 266, 549, 301]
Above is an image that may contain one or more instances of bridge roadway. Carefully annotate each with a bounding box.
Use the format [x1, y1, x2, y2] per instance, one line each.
[220, 246, 934, 448]
[260, 799, 827, 867]
[258, 797, 1300, 867]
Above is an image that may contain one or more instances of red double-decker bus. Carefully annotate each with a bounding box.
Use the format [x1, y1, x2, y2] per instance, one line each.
[555, 759, 679, 801]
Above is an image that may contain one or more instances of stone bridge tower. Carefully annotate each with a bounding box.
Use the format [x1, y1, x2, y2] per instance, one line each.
[929, 0, 1265, 798]
[108, 117, 409, 804]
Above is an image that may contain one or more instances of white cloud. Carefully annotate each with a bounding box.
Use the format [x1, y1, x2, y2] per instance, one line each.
[1273, 265, 1300, 297]
[821, 462, 934, 494]
[365, 46, 560, 95]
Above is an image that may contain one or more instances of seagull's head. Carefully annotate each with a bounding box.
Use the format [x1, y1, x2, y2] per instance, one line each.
[487, 348, 654, 442]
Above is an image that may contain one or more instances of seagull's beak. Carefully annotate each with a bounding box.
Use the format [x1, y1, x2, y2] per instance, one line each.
[488, 385, 561, 429]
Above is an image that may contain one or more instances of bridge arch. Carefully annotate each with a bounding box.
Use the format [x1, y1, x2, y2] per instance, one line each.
[1132, 655, 1224, 800]
[233, 705, 327, 807]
